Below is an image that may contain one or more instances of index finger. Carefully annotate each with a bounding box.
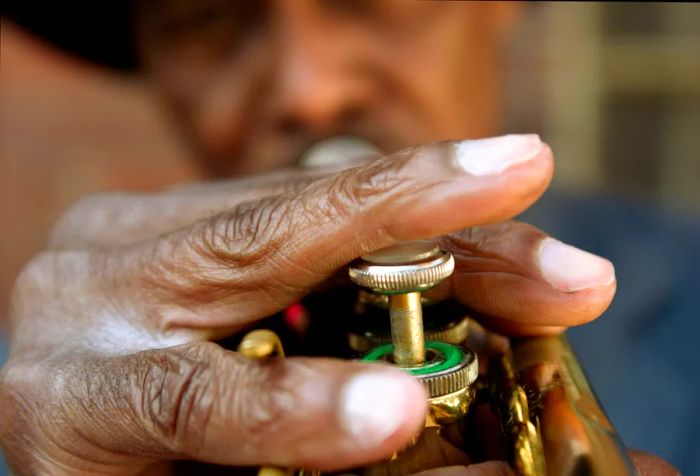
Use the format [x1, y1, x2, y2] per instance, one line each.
[50, 166, 344, 249]
[113, 134, 552, 332]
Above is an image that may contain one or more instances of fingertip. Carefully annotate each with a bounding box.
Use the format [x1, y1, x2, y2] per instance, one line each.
[538, 142, 555, 188]
[629, 450, 679, 476]
[386, 136, 555, 243]
[537, 238, 616, 293]
[234, 359, 428, 471]
[338, 368, 428, 452]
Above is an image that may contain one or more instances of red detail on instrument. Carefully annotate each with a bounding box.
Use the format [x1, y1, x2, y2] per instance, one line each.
[284, 303, 306, 329]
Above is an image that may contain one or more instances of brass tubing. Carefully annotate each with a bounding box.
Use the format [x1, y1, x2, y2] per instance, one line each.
[510, 335, 636, 476]
[389, 292, 426, 366]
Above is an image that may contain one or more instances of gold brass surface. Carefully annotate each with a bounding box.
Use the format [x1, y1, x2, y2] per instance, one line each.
[355, 290, 436, 309]
[508, 335, 636, 476]
[361, 241, 441, 264]
[360, 426, 470, 476]
[247, 330, 635, 476]
[245, 240, 636, 476]
[388, 292, 426, 366]
[342, 242, 476, 475]
[348, 315, 469, 352]
[348, 242, 454, 293]
[490, 352, 547, 476]
[238, 329, 285, 360]
[348, 242, 456, 367]
[418, 346, 478, 398]
[426, 386, 476, 426]
[238, 330, 292, 476]
[258, 469, 294, 476]
[425, 317, 469, 345]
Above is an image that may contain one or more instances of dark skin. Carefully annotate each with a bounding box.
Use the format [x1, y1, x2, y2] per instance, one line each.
[0, 2, 676, 475]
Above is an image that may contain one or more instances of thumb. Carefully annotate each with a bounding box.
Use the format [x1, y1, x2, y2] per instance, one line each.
[75, 342, 427, 472]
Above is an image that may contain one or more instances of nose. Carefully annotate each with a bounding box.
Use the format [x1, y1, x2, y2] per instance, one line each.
[269, 2, 371, 136]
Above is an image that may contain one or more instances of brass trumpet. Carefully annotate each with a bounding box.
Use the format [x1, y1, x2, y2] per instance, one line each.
[239, 241, 635, 476]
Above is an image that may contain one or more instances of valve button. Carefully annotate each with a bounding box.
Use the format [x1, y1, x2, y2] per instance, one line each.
[361, 241, 441, 265]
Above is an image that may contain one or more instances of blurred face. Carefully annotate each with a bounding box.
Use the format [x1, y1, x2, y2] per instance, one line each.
[135, 1, 513, 177]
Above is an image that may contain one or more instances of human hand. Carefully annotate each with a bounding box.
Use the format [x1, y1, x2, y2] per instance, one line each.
[0, 135, 635, 475]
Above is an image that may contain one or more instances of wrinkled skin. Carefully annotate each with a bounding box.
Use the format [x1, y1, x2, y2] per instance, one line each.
[0, 1, 677, 475]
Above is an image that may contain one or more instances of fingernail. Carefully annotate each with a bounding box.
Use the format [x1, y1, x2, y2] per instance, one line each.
[339, 372, 417, 448]
[538, 237, 615, 292]
[455, 134, 542, 176]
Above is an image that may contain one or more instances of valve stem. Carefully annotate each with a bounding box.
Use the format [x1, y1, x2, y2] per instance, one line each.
[389, 293, 426, 366]
[348, 240, 455, 367]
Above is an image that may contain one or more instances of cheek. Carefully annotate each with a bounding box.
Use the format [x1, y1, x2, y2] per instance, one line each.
[378, 8, 499, 141]
[187, 52, 273, 166]
[373, 56, 469, 143]
[147, 73, 244, 164]
[191, 87, 245, 161]
[153, 57, 262, 166]
[378, 65, 472, 144]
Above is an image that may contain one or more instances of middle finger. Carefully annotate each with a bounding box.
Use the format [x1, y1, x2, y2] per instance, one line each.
[437, 222, 615, 335]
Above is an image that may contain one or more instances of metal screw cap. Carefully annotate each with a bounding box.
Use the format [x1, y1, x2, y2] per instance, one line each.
[349, 241, 454, 293]
[363, 341, 478, 398]
[420, 346, 479, 398]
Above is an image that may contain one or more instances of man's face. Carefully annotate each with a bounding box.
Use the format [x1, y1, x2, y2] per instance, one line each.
[135, 1, 512, 177]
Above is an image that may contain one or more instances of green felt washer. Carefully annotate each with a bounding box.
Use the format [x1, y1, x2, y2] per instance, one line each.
[362, 340, 465, 376]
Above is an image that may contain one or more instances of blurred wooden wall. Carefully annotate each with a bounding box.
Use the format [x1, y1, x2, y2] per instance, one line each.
[505, 2, 700, 211]
[0, 23, 201, 327]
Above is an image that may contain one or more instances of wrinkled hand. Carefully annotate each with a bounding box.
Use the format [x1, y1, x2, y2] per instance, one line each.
[0, 135, 635, 475]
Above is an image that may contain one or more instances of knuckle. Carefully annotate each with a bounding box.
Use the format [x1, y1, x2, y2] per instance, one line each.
[0, 367, 17, 429]
[49, 193, 104, 248]
[323, 157, 412, 219]
[139, 344, 217, 457]
[143, 196, 298, 302]
[0, 361, 58, 472]
[0, 361, 38, 426]
[0, 368, 25, 464]
[10, 251, 55, 308]
[137, 347, 302, 458]
[13, 251, 51, 291]
[49, 192, 136, 249]
[195, 195, 292, 266]
[277, 174, 320, 196]
[230, 359, 301, 451]
[10, 250, 89, 320]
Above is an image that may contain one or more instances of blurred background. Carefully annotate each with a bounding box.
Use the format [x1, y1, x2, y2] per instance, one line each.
[1, 2, 699, 474]
[505, 2, 700, 211]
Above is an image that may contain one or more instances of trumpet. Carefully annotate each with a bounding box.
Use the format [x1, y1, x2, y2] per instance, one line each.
[238, 241, 635, 476]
